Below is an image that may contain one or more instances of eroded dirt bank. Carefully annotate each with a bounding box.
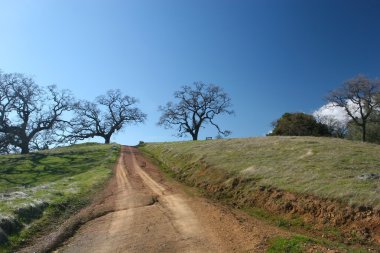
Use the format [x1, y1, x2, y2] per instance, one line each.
[146, 152, 380, 248]
[22, 146, 295, 253]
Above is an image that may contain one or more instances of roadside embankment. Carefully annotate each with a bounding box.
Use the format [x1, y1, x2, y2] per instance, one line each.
[139, 137, 380, 247]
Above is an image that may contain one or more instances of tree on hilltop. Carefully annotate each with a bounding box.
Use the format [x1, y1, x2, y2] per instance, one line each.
[326, 75, 380, 142]
[69, 89, 146, 144]
[0, 72, 73, 154]
[158, 82, 233, 140]
[269, 112, 331, 137]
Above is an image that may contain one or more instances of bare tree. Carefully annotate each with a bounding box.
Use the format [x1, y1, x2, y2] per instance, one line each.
[326, 75, 380, 142]
[70, 89, 146, 144]
[316, 115, 347, 138]
[0, 72, 73, 154]
[158, 82, 233, 140]
[30, 128, 66, 151]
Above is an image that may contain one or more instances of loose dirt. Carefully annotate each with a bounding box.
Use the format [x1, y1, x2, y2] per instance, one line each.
[45, 146, 288, 252]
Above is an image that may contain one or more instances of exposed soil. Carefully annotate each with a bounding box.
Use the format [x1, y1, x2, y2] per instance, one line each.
[19, 146, 375, 253]
[236, 184, 380, 244]
[19, 146, 290, 252]
[164, 158, 380, 249]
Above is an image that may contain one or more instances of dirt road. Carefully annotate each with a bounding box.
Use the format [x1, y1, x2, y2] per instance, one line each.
[54, 146, 287, 252]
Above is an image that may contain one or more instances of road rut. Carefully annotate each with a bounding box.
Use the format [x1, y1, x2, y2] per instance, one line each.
[54, 146, 286, 252]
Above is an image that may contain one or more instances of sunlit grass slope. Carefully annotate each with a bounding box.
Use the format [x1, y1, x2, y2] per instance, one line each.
[141, 137, 380, 208]
[0, 143, 120, 250]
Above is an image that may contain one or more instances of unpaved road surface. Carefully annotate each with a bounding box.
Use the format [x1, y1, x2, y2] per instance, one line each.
[54, 146, 287, 252]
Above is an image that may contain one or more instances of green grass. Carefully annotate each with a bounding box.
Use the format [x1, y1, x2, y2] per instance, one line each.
[141, 137, 380, 208]
[242, 207, 311, 231]
[244, 207, 369, 252]
[0, 143, 120, 251]
[268, 236, 313, 253]
[267, 235, 369, 253]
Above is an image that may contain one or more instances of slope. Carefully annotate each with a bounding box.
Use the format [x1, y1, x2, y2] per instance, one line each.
[0, 143, 119, 252]
[140, 136, 380, 247]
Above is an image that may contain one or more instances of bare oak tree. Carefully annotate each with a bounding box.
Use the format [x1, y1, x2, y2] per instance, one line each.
[70, 89, 146, 144]
[158, 82, 233, 140]
[0, 72, 73, 154]
[326, 75, 380, 142]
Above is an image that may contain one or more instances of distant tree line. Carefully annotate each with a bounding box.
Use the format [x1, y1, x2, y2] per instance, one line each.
[270, 75, 380, 144]
[1, 70, 233, 154]
[0, 71, 147, 154]
[3, 69, 378, 154]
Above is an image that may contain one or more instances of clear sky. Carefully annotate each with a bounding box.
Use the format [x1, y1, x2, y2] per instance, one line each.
[1, 0, 379, 145]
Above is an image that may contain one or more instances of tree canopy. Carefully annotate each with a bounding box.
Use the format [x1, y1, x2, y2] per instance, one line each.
[269, 112, 331, 137]
[158, 82, 233, 140]
[69, 89, 146, 144]
[326, 75, 380, 142]
[0, 72, 73, 154]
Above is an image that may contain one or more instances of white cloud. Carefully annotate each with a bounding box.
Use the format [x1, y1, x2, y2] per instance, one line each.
[313, 102, 350, 125]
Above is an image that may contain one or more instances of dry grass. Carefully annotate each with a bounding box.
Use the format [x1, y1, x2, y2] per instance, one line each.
[141, 136, 380, 209]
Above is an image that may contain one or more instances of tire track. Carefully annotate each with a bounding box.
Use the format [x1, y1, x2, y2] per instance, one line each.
[52, 146, 288, 253]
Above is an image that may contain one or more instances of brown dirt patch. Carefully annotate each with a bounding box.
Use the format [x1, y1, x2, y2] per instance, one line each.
[19, 146, 356, 253]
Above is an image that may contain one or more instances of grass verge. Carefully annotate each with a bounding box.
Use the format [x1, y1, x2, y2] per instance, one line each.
[139, 137, 380, 251]
[140, 137, 380, 208]
[0, 143, 120, 252]
[268, 236, 313, 253]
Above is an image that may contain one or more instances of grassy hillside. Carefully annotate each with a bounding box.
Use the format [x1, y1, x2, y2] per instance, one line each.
[141, 137, 380, 249]
[0, 143, 120, 251]
[141, 136, 380, 209]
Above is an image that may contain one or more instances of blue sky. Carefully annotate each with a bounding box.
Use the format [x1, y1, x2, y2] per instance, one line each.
[1, 0, 379, 145]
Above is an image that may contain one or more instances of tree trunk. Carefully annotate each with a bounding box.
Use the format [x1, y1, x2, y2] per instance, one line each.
[20, 144, 30, 154]
[104, 136, 111, 144]
[191, 129, 199, 141]
[362, 123, 366, 142]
